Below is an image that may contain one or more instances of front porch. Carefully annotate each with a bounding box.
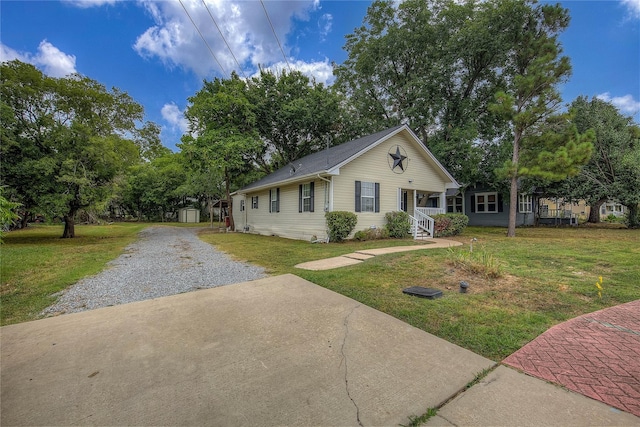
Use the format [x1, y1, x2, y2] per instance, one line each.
[398, 188, 447, 239]
[410, 207, 445, 239]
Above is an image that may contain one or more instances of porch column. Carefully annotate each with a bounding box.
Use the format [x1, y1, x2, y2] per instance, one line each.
[440, 192, 446, 211]
[413, 190, 417, 216]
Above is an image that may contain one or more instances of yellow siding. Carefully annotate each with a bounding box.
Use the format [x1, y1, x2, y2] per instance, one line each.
[332, 132, 449, 232]
[233, 179, 330, 241]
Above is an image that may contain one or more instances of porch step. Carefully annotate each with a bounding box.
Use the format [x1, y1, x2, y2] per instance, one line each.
[413, 231, 433, 240]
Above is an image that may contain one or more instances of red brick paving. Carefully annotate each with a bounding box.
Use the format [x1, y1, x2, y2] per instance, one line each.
[503, 300, 640, 417]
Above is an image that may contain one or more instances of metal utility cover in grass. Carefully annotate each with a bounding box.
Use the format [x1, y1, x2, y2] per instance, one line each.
[402, 286, 443, 299]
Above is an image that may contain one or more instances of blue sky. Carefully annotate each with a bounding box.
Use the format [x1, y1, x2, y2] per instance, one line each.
[2, 0, 639, 151]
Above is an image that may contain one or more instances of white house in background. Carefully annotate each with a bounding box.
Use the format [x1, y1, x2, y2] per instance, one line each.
[600, 201, 628, 219]
[231, 125, 459, 241]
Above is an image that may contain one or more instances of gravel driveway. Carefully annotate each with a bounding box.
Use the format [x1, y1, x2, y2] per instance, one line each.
[42, 226, 265, 316]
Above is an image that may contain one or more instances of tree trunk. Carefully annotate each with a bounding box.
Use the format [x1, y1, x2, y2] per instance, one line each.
[588, 198, 606, 223]
[507, 175, 518, 237]
[208, 195, 214, 228]
[20, 212, 29, 229]
[507, 130, 521, 238]
[62, 211, 76, 238]
[626, 203, 639, 228]
[225, 167, 235, 231]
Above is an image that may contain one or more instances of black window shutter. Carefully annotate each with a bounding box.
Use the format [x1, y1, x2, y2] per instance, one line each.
[374, 183, 380, 213]
[255, 196, 258, 209]
[498, 193, 504, 212]
[276, 188, 280, 212]
[355, 181, 361, 212]
[470, 195, 476, 213]
[310, 182, 315, 212]
[269, 190, 272, 213]
[298, 185, 303, 213]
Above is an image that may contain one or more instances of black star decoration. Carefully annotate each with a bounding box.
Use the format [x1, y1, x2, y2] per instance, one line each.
[389, 146, 407, 171]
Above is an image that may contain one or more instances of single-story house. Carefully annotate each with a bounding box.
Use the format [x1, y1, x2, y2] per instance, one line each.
[600, 201, 628, 219]
[232, 125, 460, 241]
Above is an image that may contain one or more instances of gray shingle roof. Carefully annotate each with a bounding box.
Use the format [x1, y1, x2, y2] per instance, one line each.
[239, 125, 406, 192]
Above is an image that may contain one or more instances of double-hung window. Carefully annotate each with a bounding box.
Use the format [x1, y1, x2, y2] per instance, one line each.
[269, 188, 280, 213]
[518, 194, 532, 213]
[447, 196, 463, 213]
[361, 182, 375, 212]
[475, 192, 498, 213]
[299, 182, 314, 212]
[251, 196, 258, 209]
[355, 181, 380, 213]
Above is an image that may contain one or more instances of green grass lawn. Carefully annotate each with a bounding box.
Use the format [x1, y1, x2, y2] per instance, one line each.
[199, 226, 640, 361]
[3, 224, 638, 362]
[1, 223, 149, 325]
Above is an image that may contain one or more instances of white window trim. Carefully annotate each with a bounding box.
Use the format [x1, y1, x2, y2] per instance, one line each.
[519, 194, 533, 213]
[302, 183, 312, 212]
[361, 181, 375, 213]
[475, 192, 498, 214]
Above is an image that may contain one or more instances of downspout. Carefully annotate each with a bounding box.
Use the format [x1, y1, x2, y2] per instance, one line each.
[317, 174, 331, 212]
[244, 194, 248, 232]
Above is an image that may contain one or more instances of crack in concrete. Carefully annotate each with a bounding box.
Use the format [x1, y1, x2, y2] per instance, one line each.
[340, 304, 364, 427]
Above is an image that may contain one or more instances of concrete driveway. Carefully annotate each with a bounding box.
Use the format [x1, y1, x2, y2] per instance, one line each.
[1, 274, 493, 426]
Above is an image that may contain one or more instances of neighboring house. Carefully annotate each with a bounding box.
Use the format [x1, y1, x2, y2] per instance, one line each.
[600, 201, 627, 220]
[537, 198, 628, 223]
[232, 125, 459, 241]
[448, 186, 537, 227]
[538, 198, 587, 225]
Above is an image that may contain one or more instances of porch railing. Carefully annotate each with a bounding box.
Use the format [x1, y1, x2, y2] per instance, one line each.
[538, 208, 573, 218]
[410, 209, 435, 239]
[538, 208, 578, 226]
[416, 207, 446, 216]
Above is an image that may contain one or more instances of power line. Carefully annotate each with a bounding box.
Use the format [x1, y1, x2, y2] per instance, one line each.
[260, 0, 292, 73]
[178, 0, 228, 77]
[200, 0, 247, 79]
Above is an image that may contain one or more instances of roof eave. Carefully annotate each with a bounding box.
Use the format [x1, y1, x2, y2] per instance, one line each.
[235, 171, 331, 194]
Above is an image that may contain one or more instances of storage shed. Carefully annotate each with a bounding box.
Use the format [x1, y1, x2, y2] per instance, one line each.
[178, 208, 200, 223]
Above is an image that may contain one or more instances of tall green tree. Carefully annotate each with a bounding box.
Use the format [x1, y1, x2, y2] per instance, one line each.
[0, 60, 158, 237]
[246, 69, 350, 173]
[182, 72, 260, 230]
[121, 153, 187, 221]
[490, 1, 593, 237]
[334, 0, 515, 186]
[547, 97, 640, 226]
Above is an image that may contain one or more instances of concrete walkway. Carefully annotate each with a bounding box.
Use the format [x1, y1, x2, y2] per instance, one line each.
[1, 275, 492, 426]
[503, 299, 640, 418]
[294, 238, 463, 270]
[2, 275, 638, 426]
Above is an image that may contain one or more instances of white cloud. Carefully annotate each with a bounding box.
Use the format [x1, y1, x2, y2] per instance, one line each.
[0, 43, 28, 63]
[318, 13, 333, 40]
[133, 0, 322, 79]
[35, 41, 77, 77]
[254, 59, 334, 86]
[622, 0, 640, 19]
[61, 0, 121, 8]
[161, 103, 189, 134]
[0, 40, 76, 78]
[596, 92, 640, 116]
